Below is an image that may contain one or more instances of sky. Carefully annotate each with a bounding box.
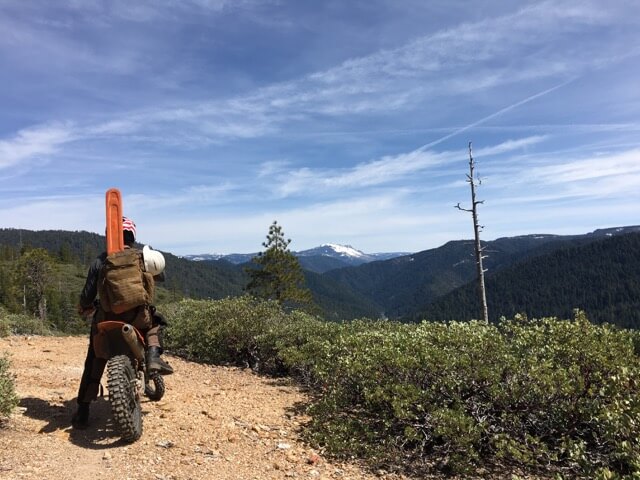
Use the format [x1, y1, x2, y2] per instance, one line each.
[1, 0, 639, 255]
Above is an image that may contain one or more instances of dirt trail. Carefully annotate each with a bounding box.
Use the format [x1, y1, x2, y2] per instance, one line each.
[0, 336, 403, 480]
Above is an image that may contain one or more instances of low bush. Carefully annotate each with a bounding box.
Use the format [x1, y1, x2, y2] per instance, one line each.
[165, 299, 640, 478]
[0, 308, 51, 337]
[295, 312, 640, 477]
[164, 296, 328, 374]
[0, 355, 18, 419]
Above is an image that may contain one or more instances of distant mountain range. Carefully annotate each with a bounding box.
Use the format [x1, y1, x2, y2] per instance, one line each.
[182, 243, 410, 273]
[321, 225, 640, 319]
[1, 225, 639, 327]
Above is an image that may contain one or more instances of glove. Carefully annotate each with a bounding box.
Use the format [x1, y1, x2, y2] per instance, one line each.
[77, 304, 96, 318]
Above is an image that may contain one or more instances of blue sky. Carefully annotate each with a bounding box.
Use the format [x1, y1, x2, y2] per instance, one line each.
[1, 0, 639, 255]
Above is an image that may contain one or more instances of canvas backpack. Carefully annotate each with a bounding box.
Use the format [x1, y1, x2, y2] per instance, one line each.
[98, 248, 155, 314]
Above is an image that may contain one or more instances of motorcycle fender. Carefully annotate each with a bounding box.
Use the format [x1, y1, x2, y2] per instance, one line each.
[93, 330, 111, 360]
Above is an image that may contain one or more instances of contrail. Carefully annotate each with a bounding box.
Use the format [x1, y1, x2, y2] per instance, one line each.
[419, 77, 578, 151]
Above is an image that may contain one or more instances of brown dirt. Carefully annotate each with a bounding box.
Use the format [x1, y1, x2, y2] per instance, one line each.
[0, 335, 408, 480]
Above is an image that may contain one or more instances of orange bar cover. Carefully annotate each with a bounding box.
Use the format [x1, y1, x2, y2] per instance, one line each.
[105, 188, 124, 255]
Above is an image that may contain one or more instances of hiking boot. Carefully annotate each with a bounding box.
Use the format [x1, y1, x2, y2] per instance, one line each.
[71, 402, 90, 429]
[146, 346, 174, 375]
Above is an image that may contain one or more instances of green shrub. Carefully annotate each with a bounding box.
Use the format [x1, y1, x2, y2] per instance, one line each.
[164, 296, 277, 366]
[0, 307, 51, 336]
[293, 313, 640, 476]
[296, 319, 505, 472]
[256, 310, 338, 379]
[0, 355, 18, 418]
[0, 318, 9, 338]
[0, 306, 10, 337]
[165, 299, 640, 477]
[164, 297, 336, 376]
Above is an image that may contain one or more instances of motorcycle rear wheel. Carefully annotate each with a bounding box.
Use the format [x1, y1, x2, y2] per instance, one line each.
[107, 354, 142, 442]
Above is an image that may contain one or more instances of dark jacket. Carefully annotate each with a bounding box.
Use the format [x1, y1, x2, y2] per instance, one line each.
[79, 252, 107, 310]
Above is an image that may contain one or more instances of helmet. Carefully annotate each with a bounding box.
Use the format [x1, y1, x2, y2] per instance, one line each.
[122, 216, 136, 240]
[143, 245, 165, 276]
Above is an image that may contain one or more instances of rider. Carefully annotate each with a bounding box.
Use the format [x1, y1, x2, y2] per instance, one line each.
[71, 217, 173, 429]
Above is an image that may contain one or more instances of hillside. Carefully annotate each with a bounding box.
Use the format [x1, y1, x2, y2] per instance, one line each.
[303, 270, 383, 320]
[0, 229, 377, 321]
[0, 228, 248, 301]
[417, 232, 640, 328]
[2, 226, 639, 326]
[321, 234, 564, 318]
[322, 226, 640, 319]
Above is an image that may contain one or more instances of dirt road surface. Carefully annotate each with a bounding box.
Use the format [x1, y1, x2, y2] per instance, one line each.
[0, 336, 406, 480]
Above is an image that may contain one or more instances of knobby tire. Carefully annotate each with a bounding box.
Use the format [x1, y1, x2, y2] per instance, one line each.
[107, 354, 142, 442]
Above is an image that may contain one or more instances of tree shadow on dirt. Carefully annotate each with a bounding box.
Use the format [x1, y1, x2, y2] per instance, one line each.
[18, 396, 133, 450]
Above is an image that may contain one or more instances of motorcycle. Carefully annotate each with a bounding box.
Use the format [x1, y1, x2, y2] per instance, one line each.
[93, 319, 165, 442]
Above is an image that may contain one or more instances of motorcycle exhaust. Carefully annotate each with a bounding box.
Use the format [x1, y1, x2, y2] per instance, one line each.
[121, 324, 145, 363]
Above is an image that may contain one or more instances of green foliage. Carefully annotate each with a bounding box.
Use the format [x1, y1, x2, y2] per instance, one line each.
[323, 234, 579, 318]
[0, 228, 248, 306]
[303, 270, 383, 321]
[162, 253, 246, 300]
[296, 312, 640, 476]
[164, 296, 282, 367]
[0, 354, 18, 418]
[0, 228, 103, 267]
[0, 252, 87, 334]
[0, 308, 9, 337]
[165, 300, 640, 477]
[16, 248, 53, 321]
[0, 307, 52, 336]
[163, 296, 328, 375]
[245, 221, 316, 312]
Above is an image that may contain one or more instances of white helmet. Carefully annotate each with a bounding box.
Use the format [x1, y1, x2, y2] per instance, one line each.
[142, 245, 165, 276]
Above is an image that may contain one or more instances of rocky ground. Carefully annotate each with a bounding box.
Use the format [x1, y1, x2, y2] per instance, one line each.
[0, 336, 411, 480]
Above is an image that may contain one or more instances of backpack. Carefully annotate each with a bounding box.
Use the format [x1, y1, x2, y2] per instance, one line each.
[98, 248, 155, 314]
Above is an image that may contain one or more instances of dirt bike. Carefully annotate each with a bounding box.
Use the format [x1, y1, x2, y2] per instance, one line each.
[94, 320, 165, 442]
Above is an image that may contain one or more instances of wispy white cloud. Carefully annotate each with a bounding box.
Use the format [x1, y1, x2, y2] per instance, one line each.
[486, 148, 640, 205]
[0, 194, 104, 233]
[0, 124, 76, 169]
[126, 183, 238, 211]
[271, 137, 550, 197]
[528, 149, 640, 185]
[475, 136, 547, 156]
[273, 148, 450, 197]
[140, 190, 461, 254]
[14, 0, 631, 149]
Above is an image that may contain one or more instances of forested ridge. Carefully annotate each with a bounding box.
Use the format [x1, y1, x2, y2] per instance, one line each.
[418, 232, 640, 328]
[1, 227, 639, 329]
[0, 228, 378, 323]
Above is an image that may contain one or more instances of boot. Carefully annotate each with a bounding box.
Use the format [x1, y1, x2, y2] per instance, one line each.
[146, 346, 174, 375]
[71, 402, 90, 429]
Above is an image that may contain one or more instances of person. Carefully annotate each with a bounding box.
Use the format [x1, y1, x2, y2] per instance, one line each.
[71, 217, 173, 429]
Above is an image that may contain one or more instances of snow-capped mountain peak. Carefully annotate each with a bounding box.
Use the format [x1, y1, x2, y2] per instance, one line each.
[320, 243, 366, 258]
[182, 244, 410, 272]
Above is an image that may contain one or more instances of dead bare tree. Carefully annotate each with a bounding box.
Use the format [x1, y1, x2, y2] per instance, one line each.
[455, 142, 489, 323]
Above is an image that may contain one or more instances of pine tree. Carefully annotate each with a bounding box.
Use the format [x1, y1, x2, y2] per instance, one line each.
[245, 221, 316, 311]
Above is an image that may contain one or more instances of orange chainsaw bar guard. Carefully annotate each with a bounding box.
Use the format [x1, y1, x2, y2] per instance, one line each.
[105, 188, 124, 255]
